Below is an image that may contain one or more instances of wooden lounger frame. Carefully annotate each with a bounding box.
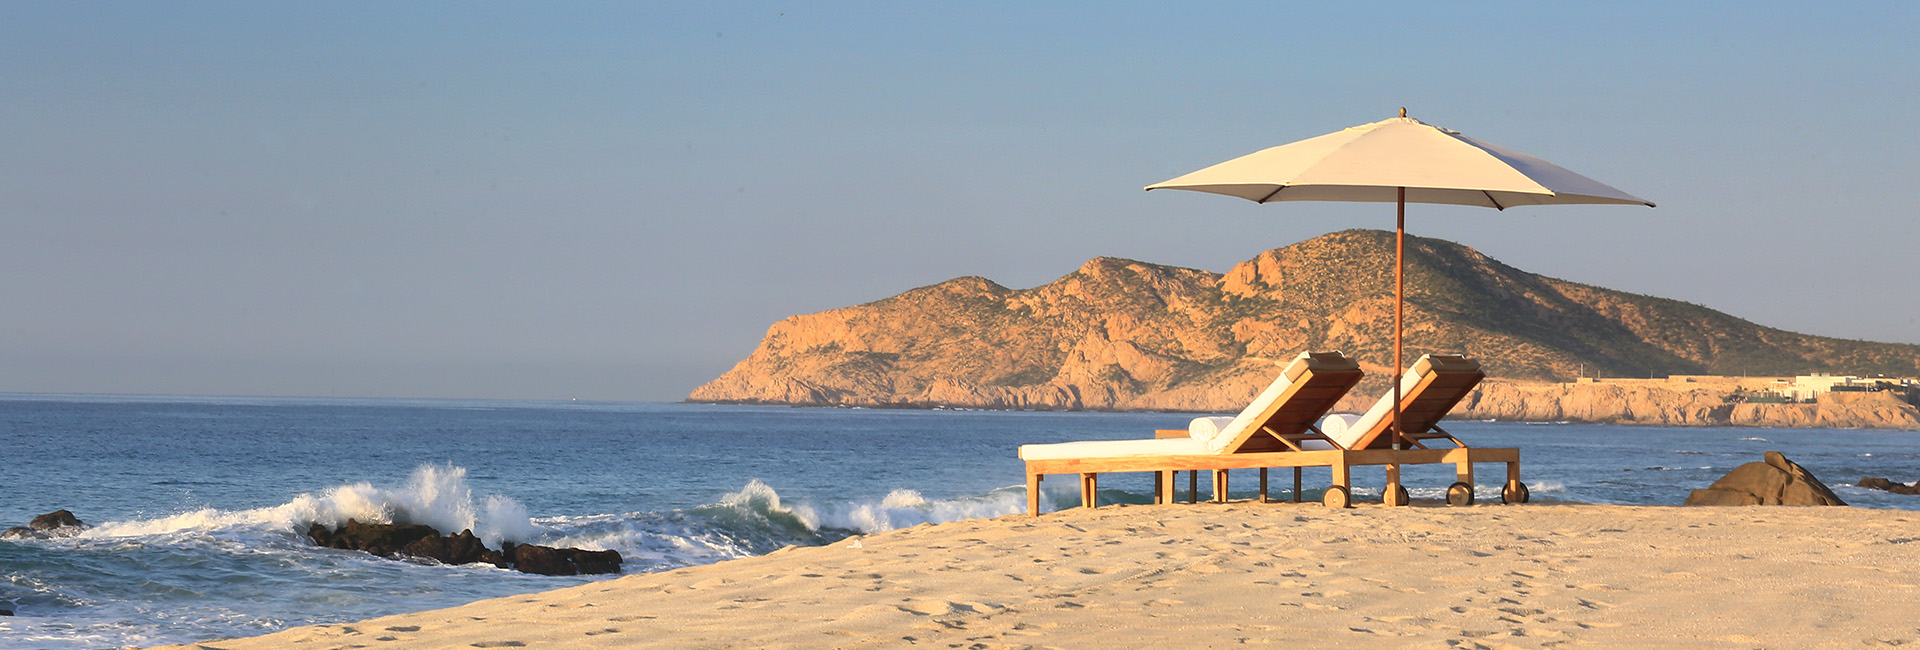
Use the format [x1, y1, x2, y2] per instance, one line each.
[1024, 433, 1522, 514]
[1023, 354, 1524, 515]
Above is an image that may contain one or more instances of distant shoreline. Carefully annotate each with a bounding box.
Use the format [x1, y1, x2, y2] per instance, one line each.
[688, 376, 1920, 430]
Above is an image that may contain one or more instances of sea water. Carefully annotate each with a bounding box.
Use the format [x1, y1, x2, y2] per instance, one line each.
[2, 395, 1916, 649]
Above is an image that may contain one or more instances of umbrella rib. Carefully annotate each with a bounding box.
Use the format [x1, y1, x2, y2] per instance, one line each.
[1257, 186, 1286, 203]
[1482, 190, 1506, 211]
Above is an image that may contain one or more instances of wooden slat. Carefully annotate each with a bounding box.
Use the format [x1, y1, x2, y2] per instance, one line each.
[1350, 367, 1486, 450]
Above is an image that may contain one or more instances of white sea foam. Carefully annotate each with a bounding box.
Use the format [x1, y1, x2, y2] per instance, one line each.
[81, 464, 538, 546]
[793, 486, 1029, 533]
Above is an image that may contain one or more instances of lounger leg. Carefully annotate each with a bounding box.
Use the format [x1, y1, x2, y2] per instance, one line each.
[1384, 463, 1407, 507]
[1081, 473, 1098, 509]
[1212, 470, 1229, 504]
[1456, 460, 1475, 487]
[1027, 473, 1043, 516]
[1158, 470, 1177, 505]
[1259, 468, 1270, 503]
[1188, 470, 1198, 504]
[1293, 467, 1303, 503]
[1153, 471, 1162, 505]
[1326, 459, 1352, 509]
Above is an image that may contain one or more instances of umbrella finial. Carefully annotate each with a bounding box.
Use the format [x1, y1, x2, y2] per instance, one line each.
[1399, 107, 1407, 118]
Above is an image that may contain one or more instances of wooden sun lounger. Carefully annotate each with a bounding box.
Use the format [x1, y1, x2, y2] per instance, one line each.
[1020, 351, 1362, 515]
[1019, 353, 1527, 515]
[1319, 354, 1526, 507]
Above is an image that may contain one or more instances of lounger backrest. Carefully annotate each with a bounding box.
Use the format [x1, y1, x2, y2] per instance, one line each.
[1208, 351, 1363, 454]
[1333, 354, 1485, 450]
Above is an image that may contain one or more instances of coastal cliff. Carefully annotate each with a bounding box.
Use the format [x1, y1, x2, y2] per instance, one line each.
[1461, 380, 1920, 429]
[691, 229, 1920, 429]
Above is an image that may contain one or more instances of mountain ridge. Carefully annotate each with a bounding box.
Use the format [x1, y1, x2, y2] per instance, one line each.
[689, 229, 1920, 425]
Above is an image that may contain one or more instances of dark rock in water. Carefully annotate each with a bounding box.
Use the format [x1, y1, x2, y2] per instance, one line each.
[570, 548, 623, 575]
[511, 543, 577, 576]
[0, 608, 12, 616]
[1686, 451, 1846, 506]
[485, 542, 514, 570]
[507, 543, 624, 576]
[402, 529, 490, 566]
[31, 510, 84, 531]
[447, 529, 490, 565]
[307, 519, 441, 557]
[303, 523, 617, 575]
[1860, 477, 1920, 495]
[2, 509, 89, 539]
[306, 522, 333, 547]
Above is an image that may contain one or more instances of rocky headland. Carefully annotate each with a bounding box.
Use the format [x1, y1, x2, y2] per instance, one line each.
[691, 229, 1920, 429]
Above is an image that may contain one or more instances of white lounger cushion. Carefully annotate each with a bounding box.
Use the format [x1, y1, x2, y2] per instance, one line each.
[1332, 361, 1427, 448]
[1020, 351, 1350, 461]
[1203, 351, 1323, 452]
[1019, 437, 1208, 461]
[1329, 354, 1476, 449]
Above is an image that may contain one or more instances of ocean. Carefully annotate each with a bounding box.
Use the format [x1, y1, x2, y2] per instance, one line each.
[2, 394, 1916, 649]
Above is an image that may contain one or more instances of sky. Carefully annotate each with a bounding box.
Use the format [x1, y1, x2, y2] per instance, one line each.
[2, 2, 1916, 402]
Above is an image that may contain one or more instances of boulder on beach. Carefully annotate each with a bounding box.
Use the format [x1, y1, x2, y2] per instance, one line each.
[1685, 451, 1846, 506]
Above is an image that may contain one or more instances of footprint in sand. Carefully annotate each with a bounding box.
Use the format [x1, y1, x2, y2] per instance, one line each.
[469, 642, 526, 648]
[899, 599, 957, 616]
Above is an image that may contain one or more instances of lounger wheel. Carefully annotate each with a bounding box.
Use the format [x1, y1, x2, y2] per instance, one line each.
[1446, 482, 1475, 507]
[1502, 480, 1530, 504]
[1383, 483, 1410, 507]
[1322, 485, 1350, 509]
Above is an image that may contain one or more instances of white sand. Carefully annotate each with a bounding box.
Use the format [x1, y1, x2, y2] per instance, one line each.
[155, 503, 1920, 649]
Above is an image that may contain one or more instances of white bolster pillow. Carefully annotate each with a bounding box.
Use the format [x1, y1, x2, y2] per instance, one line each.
[1319, 413, 1362, 447]
[1187, 416, 1236, 444]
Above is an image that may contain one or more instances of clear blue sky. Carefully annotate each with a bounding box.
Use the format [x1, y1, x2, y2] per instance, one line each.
[3, 2, 1915, 401]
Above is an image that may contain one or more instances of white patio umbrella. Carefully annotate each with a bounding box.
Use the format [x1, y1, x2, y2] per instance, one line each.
[1147, 109, 1653, 458]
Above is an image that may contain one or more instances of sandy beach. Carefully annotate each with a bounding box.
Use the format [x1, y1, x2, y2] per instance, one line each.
[154, 502, 1920, 650]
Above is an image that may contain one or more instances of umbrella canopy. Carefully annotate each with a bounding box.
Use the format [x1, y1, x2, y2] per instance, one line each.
[1147, 110, 1652, 454]
[1148, 113, 1654, 209]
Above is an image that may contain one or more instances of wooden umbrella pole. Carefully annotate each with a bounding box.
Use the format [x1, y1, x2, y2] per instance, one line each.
[1393, 187, 1405, 451]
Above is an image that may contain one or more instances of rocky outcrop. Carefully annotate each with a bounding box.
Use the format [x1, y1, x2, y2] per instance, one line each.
[305, 519, 620, 576]
[1858, 477, 1920, 495]
[501, 542, 625, 576]
[691, 230, 1920, 428]
[1, 509, 89, 539]
[1685, 451, 1847, 506]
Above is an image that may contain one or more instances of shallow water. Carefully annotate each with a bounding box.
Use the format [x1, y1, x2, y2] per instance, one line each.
[1, 395, 1914, 648]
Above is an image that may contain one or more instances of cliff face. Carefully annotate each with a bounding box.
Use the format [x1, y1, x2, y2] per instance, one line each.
[690, 229, 1920, 428]
[1460, 381, 1920, 429]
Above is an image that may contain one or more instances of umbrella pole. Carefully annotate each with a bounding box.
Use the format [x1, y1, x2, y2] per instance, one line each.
[1396, 104, 1409, 444]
